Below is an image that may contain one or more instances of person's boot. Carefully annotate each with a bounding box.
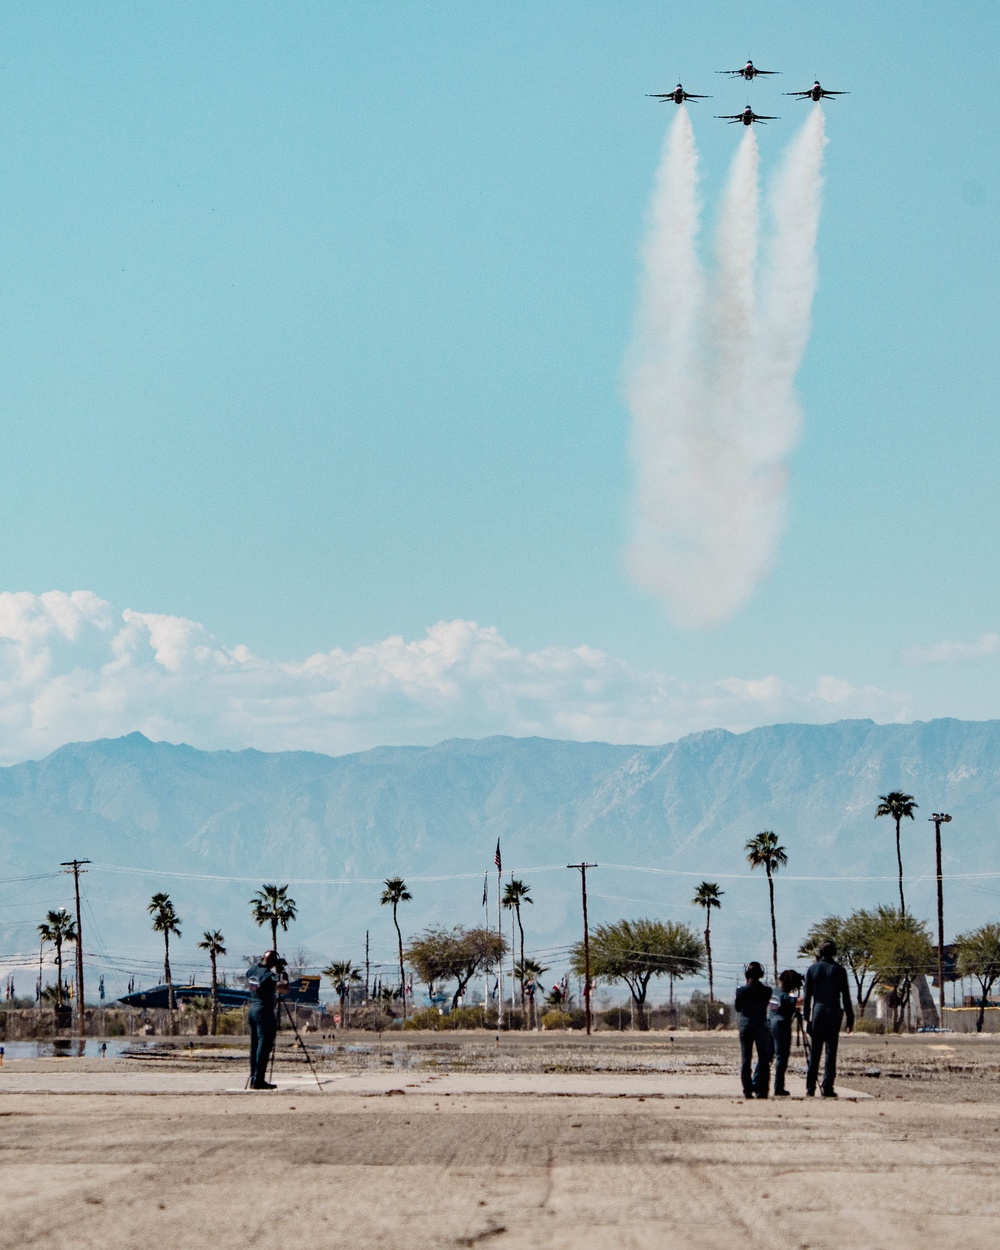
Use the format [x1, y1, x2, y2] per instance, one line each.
[773, 1088, 790, 1097]
[821, 1089, 838, 1098]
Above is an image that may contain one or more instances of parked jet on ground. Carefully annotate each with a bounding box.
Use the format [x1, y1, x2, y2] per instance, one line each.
[718, 60, 778, 81]
[716, 105, 778, 126]
[647, 83, 711, 104]
[784, 81, 848, 102]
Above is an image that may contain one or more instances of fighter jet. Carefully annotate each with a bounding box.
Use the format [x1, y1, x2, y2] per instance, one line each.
[716, 105, 778, 126]
[784, 81, 848, 102]
[647, 83, 711, 105]
[718, 60, 778, 81]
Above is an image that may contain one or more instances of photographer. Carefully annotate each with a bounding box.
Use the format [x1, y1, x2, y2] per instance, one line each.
[735, 961, 772, 1099]
[246, 950, 289, 1091]
[768, 969, 804, 1097]
[803, 940, 854, 1098]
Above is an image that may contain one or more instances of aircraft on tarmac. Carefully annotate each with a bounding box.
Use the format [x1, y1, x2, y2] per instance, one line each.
[716, 105, 779, 126]
[718, 60, 778, 81]
[646, 83, 712, 104]
[784, 80, 848, 102]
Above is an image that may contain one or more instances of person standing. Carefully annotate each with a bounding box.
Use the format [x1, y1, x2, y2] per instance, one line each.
[768, 969, 803, 1097]
[735, 961, 772, 1099]
[246, 950, 287, 1091]
[803, 940, 854, 1097]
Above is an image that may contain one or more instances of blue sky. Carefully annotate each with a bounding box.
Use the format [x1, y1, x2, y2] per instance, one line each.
[0, 2, 997, 755]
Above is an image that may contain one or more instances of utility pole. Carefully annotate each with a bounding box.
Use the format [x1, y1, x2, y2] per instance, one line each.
[365, 930, 370, 1002]
[930, 814, 952, 1031]
[568, 863, 597, 1036]
[60, 859, 90, 1037]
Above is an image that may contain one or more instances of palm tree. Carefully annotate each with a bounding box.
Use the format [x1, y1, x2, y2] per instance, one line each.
[691, 882, 724, 1002]
[380, 877, 412, 1022]
[323, 959, 362, 1027]
[502, 878, 533, 1009]
[147, 893, 181, 1012]
[515, 956, 548, 1029]
[875, 791, 919, 917]
[249, 884, 298, 953]
[37, 908, 77, 1011]
[197, 930, 226, 1035]
[745, 832, 788, 982]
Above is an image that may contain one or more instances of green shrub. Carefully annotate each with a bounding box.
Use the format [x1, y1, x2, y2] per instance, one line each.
[601, 1007, 630, 1030]
[216, 1010, 246, 1036]
[404, 1007, 448, 1031]
[541, 1010, 571, 1030]
[853, 1017, 885, 1034]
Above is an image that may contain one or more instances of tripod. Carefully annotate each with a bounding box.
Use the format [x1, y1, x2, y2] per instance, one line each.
[793, 1009, 811, 1065]
[265, 998, 326, 1093]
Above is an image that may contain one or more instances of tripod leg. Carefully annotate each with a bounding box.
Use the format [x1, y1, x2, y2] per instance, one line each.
[282, 1000, 325, 1093]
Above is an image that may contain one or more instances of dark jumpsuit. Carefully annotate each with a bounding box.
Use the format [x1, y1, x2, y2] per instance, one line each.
[735, 979, 773, 1097]
[246, 962, 278, 1089]
[803, 957, 854, 1096]
[768, 989, 797, 1095]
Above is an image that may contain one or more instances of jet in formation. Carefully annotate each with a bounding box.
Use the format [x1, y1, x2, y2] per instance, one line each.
[647, 83, 711, 104]
[716, 105, 778, 126]
[784, 80, 848, 102]
[718, 60, 778, 81]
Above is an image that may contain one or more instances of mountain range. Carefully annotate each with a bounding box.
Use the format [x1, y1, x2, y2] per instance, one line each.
[1, 718, 998, 1002]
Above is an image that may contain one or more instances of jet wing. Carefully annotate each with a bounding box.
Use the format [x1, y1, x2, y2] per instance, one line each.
[715, 113, 745, 120]
[783, 90, 813, 98]
[753, 114, 778, 121]
[684, 93, 711, 99]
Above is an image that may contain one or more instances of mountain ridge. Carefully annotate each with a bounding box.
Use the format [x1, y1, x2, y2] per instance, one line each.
[1, 718, 998, 1000]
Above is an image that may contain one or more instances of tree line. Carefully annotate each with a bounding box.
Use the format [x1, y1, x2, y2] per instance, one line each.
[31, 790, 1000, 1034]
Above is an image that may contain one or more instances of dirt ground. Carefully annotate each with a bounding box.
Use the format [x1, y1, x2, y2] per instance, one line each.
[3, 1031, 999, 1250]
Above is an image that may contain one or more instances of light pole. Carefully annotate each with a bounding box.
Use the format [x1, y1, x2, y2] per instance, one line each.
[568, 863, 596, 1035]
[60, 859, 90, 1038]
[930, 814, 952, 1030]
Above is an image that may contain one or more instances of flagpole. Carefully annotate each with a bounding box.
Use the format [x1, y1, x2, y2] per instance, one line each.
[482, 872, 489, 1026]
[495, 841, 503, 1028]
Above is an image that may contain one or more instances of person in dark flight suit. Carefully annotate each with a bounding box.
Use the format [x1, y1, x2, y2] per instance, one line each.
[768, 969, 803, 1097]
[735, 961, 772, 1098]
[803, 940, 854, 1097]
[246, 950, 288, 1090]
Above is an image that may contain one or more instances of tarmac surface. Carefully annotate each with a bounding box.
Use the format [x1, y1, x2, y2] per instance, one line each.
[1, 1031, 997, 1249]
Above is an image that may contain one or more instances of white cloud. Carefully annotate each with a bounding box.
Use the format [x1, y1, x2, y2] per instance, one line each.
[900, 632, 1000, 667]
[0, 591, 912, 764]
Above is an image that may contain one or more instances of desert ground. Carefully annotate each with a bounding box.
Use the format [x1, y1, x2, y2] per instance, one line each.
[3, 1030, 999, 1250]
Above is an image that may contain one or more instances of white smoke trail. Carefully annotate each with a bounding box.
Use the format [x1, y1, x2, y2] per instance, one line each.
[626, 108, 705, 611]
[626, 109, 827, 627]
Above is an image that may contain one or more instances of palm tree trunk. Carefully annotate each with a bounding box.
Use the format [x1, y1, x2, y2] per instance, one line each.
[55, 938, 64, 1010]
[393, 903, 406, 1022]
[705, 913, 714, 1002]
[271, 918, 278, 952]
[516, 904, 525, 1012]
[164, 932, 174, 1032]
[210, 953, 218, 1036]
[895, 816, 906, 916]
[767, 868, 778, 982]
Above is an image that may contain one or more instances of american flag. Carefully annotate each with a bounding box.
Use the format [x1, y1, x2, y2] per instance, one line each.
[494, 839, 502, 872]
